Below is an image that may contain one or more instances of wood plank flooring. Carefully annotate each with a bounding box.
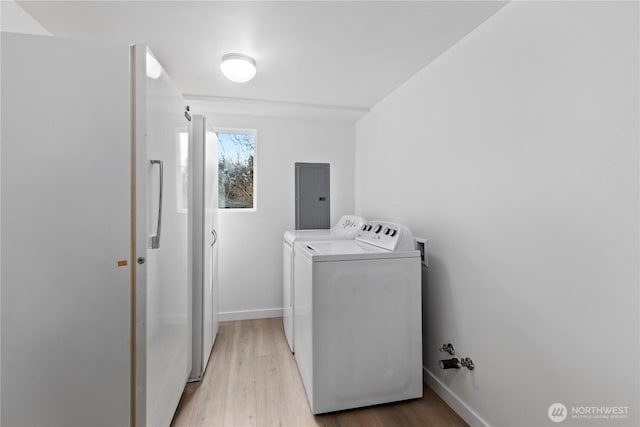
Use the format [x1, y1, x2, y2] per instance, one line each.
[171, 318, 468, 427]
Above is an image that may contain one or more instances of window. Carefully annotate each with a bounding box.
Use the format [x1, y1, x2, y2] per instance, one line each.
[217, 129, 256, 209]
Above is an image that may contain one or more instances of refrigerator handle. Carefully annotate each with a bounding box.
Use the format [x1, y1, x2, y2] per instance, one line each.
[150, 159, 163, 249]
[211, 229, 218, 247]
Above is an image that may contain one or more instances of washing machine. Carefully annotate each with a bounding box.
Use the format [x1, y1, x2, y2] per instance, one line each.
[283, 215, 365, 352]
[293, 221, 422, 414]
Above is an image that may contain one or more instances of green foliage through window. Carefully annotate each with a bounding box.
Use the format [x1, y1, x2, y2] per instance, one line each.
[217, 131, 255, 209]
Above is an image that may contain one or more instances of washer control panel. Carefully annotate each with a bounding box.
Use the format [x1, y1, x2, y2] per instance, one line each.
[356, 221, 416, 251]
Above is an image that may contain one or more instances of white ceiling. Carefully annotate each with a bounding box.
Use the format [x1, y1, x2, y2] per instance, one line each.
[18, 1, 507, 112]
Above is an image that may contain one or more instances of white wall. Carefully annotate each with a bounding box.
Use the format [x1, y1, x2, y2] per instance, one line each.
[203, 113, 355, 320]
[355, 2, 638, 426]
[0, 0, 50, 35]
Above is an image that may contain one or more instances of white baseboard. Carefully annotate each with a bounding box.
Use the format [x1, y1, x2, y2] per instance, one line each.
[423, 367, 491, 427]
[218, 308, 283, 322]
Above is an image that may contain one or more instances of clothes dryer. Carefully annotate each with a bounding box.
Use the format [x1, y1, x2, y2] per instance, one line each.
[282, 215, 365, 352]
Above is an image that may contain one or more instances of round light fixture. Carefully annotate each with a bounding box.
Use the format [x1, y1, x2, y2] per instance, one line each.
[220, 53, 256, 83]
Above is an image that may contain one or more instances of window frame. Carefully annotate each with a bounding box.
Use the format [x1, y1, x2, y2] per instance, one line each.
[215, 127, 258, 212]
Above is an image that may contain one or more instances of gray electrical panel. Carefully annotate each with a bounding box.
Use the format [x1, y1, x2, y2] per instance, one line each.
[295, 163, 330, 229]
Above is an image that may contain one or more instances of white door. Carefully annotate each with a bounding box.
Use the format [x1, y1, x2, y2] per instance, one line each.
[134, 46, 191, 427]
[204, 124, 219, 362]
[1, 33, 132, 427]
[190, 115, 219, 380]
[1, 36, 189, 427]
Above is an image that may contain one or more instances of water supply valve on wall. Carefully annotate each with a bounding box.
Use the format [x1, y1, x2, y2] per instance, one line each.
[439, 358, 461, 369]
[439, 343, 455, 355]
[438, 357, 475, 371]
[438, 343, 474, 370]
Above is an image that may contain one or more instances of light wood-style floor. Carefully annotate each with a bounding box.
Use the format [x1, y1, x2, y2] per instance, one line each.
[171, 318, 468, 427]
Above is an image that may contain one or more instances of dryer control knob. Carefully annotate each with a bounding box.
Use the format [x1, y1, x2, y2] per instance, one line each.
[384, 227, 391, 235]
[374, 224, 383, 233]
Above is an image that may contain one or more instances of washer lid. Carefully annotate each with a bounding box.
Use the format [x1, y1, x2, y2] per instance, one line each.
[295, 240, 420, 262]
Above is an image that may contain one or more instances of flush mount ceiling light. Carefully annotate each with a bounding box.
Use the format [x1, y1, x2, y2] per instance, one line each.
[220, 53, 256, 83]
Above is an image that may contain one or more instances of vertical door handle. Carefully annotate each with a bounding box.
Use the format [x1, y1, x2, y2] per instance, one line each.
[210, 229, 218, 247]
[150, 160, 163, 249]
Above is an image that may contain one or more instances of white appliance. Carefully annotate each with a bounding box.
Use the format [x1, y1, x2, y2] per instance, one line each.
[2, 33, 190, 427]
[282, 215, 365, 352]
[189, 115, 219, 381]
[293, 221, 422, 414]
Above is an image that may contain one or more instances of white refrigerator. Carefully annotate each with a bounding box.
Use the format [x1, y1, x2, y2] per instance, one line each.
[189, 114, 219, 381]
[1, 33, 191, 427]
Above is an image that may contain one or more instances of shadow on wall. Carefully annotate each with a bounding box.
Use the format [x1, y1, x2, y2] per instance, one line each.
[422, 256, 459, 379]
[422, 255, 481, 398]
